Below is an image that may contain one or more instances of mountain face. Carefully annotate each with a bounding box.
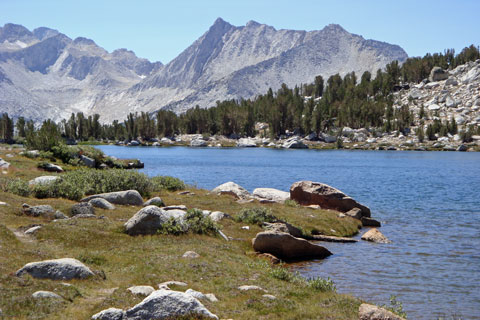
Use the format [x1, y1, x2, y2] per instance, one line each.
[0, 19, 408, 122]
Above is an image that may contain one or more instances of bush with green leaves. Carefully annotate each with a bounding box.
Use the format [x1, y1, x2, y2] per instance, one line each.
[5, 179, 31, 197]
[157, 209, 219, 236]
[151, 176, 186, 191]
[305, 277, 337, 292]
[284, 199, 298, 207]
[235, 207, 278, 225]
[382, 295, 407, 318]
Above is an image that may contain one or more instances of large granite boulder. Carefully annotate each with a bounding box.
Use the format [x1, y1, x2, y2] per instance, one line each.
[125, 289, 218, 319]
[143, 197, 165, 207]
[359, 303, 406, 320]
[80, 155, 95, 168]
[252, 188, 290, 203]
[42, 163, 63, 173]
[23, 204, 55, 217]
[124, 206, 185, 236]
[16, 258, 94, 280]
[190, 139, 207, 147]
[252, 231, 331, 260]
[361, 228, 390, 243]
[89, 198, 116, 210]
[0, 158, 10, 169]
[81, 190, 143, 206]
[290, 181, 371, 217]
[429, 66, 449, 82]
[282, 137, 308, 149]
[212, 182, 250, 199]
[29, 175, 60, 186]
[91, 308, 125, 320]
[237, 138, 257, 147]
[71, 202, 95, 216]
[262, 222, 303, 238]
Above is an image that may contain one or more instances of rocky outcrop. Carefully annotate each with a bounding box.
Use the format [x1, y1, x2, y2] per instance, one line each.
[16, 258, 94, 280]
[124, 289, 218, 319]
[22, 204, 55, 217]
[361, 228, 390, 243]
[429, 66, 449, 82]
[290, 181, 371, 216]
[359, 303, 406, 320]
[71, 202, 95, 216]
[252, 231, 332, 260]
[212, 181, 250, 199]
[81, 190, 144, 206]
[28, 175, 60, 185]
[89, 198, 115, 210]
[143, 197, 165, 207]
[252, 188, 290, 203]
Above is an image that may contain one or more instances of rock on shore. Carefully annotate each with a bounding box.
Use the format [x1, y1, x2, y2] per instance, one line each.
[359, 303, 406, 320]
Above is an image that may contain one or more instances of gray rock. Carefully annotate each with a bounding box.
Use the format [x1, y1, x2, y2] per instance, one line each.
[162, 205, 187, 211]
[361, 228, 391, 244]
[0, 158, 10, 169]
[24, 226, 42, 235]
[190, 139, 207, 147]
[252, 188, 290, 203]
[182, 251, 200, 259]
[43, 163, 63, 172]
[262, 294, 277, 300]
[158, 281, 188, 289]
[429, 66, 448, 82]
[143, 197, 165, 207]
[445, 78, 458, 86]
[32, 290, 63, 299]
[81, 190, 144, 206]
[427, 103, 441, 111]
[252, 231, 332, 260]
[23, 204, 55, 217]
[185, 289, 207, 300]
[91, 308, 126, 320]
[457, 144, 468, 152]
[16, 258, 94, 280]
[72, 213, 97, 219]
[54, 210, 68, 219]
[29, 175, 60, 186]
[125, 289, 218, 319]
[129, 140, 140, 146]
[209, 211, 229, 222]
[445, 95, 458, 108]
[238, 285, 266, 292]
[89, 198, 116, 210]
[344, 208, 362, 220]
[124, 205, 185, 236]
[71, 202, 95, 216]
[212, 181, 250, 199]
[282, 137, 308, 149]
[80, 155, 95, 168]
[236, 138, 257, 147]
[262, 222, 303, 238]
[359, 303, 405, 320]
[205, 293, 218, 302]
[128, 285, 155, 296]
[408, 89, 423, 100]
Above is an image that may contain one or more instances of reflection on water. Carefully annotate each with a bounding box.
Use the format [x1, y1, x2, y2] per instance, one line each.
[96, 146, 480, 319]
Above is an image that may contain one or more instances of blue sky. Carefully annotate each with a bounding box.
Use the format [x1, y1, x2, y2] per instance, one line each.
[1, 0, 479, 63]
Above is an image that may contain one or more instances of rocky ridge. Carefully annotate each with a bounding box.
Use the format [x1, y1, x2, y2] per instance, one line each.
[0, 19, 407, 122]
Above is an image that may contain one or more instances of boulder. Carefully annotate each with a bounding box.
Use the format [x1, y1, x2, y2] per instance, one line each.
[16, 258, 94, 280]
[252, 231, 332, 260]
[71, 202, 95, 216]
[457, 144, 468, 152]
[361, 217, 381, 227]
[319, 133, 337, 143]
[158, 281, 188, 289]
[28, 175, 60, 186]
[81, 190, 144, 206]
[190, 139, 207, 147]
[252, 188, 290, 203]
[262, 222, 303, 238]
[23, 204, 55, 217]
[43, 163, 63, 173]
[282, 137, 308, 149]
[212, 182, 250, 199]
[92, 308, 126, 320]
[129, 140, 140, 146]
[182, 251, 200, 259]
[344, 208, 362, 220]
[290, 181, 371, 217]
[445, 95, 458, 108]
[32, 291, 63, 299]
[73, 214, 97, 219]
[162, 205, 187, 211]
[54, 210, 68, 219]
[0, 158, 10, 169]
[445, 78, 458, 86]
[125, 289, 218, 319]
[185, 289, 207, 301]
[124, 206, 184, 236]
[236, 138, 257, 147]
[238, 285, 266, 292]
[80, 155, 95, 168]
[25, 226, 42, 235]
[358, 303, 405, 320]
[89, 198, 116, 210]
[209, 211, 229, 222]
[429, 66, 448, 82]
[361, 228, 390, 243]
[143, 197, 165, 207]
[128, 286, 155, 296]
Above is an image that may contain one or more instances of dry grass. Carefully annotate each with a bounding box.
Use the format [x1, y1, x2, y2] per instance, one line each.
[0, 145, 361, 319]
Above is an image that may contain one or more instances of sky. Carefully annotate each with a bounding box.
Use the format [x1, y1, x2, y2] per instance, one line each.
[1, 0, 479, 64]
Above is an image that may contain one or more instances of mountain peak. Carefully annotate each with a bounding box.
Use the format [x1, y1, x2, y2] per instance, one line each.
[0, 23, 34, 42]
[323, 24, 347, 33]
[73, 37, 97, 46]
[33, 27, 60, 41]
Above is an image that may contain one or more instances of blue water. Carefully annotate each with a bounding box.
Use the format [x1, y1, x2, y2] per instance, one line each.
[96, 145, 480, 319]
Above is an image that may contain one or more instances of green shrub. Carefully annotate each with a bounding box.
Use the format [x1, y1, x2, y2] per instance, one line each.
[382, 295, 407, 318]
[268, 266, 299, 282]
[284, 199, 298, 207]
[235, 207, 277, 225]
[157, 217, 188, 236]
[305, 277, 337, 292]
[76, 253, 107, 266]
[51, 145, 78, 163]
[6, 179, 31, 197]
[151, 176, 186, 191]
[184, 209, 219, 235]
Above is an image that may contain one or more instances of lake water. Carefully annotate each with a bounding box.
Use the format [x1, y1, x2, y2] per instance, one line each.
[96, 145, 480, 319]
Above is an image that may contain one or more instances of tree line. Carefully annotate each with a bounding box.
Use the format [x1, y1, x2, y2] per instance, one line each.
[1, 45, 479, 145]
